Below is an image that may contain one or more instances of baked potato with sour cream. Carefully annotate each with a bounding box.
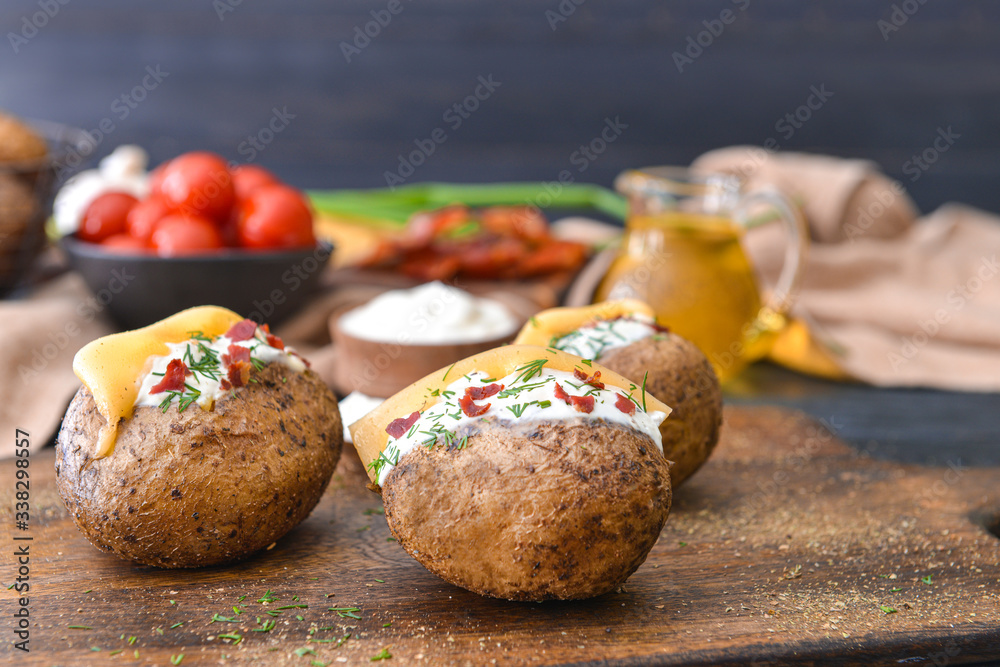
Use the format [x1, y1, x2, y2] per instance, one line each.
[55, 307, 343, 568]
[383, 418, 671, 601]
[352, 345, 673, 601]
[514, 300, 722, 487]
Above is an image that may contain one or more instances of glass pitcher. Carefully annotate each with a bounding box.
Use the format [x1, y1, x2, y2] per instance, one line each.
[594, 167, 808, 382]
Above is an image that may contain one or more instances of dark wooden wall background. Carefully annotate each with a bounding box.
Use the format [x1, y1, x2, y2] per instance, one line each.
[2, 0, 999, 216]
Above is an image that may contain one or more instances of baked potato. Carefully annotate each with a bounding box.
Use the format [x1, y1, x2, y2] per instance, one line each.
[514, 300, 722, 486]
[352, 345, 673, 601]
[55, 306, 343, 568]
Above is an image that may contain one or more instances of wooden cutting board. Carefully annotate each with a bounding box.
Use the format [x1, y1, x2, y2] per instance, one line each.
[2, 407, 998, 666]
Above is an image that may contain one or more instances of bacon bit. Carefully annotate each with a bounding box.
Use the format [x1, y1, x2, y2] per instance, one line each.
[386, 411, 421, 439]
[265, 333, 285, 350]
[459, 394, 491, 418]
[615, 393, 636, 415]
[573, 368, 605, 389]
[466, 383, 502, 400]
[150, 358, 189, 394]
[226, 319, 258, 342]
[227, 361, 251, 388]
[553, 383, 571, 404]
[220, 378, 232, 391]
[651, 321, 670, 334]
[570, 395, 595, 414]
[223, 344, 251, 367]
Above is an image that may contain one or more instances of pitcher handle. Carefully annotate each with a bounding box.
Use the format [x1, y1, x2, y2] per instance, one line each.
[734, 187, 809, 356]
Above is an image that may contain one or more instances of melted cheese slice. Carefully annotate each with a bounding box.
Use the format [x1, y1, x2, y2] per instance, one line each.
[73, 305, 244, 459]
[350, 344, 671, 483]
[513, 299, 656, 347]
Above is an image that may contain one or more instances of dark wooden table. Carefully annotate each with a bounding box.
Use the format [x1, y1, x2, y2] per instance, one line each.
[3, 408, 998, 666]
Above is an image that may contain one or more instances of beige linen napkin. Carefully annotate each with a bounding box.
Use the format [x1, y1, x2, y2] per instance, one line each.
[0, 273, 113, 454]
[692, 146, 1000, 391]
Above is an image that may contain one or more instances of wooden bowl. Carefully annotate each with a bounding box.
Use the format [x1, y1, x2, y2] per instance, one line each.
[330, 302, 525, 398]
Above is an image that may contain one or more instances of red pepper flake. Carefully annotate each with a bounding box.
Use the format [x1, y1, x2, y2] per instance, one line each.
[573, 368, 605, 389]
[223, 344, 251, 367]
[553, 383, 571, 404]
[459, 394, 491, 418]
[465, 383, 502, 400]
[226, 319, 258, 342]
[386, 411, 421, 439]
[150, 358, 189, 394]
[227, 361, 251, 388]
[570, 395, 595, 414]
[220, 378, 232, 391]
[615, 393, 636, 415]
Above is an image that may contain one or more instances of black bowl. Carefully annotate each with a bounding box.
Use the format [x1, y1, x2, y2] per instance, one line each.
[61, 236, 333, 330]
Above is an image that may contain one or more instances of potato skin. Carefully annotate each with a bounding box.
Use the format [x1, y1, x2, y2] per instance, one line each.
[599, 334, 722, 487]
[382, 419, 671, 601]
[55, 364, 342, 568]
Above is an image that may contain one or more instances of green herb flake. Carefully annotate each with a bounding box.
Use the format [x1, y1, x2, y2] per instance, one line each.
[922, 575, 933, 585]
[170, 654, 184, 665]
[68, 625, 92, 630]
[371, 647, 393, 661]
[294, 647, 316, 657]
[170, 622, 184, 629]
[374, 579, 385, 583]
[218, 632, 243, 644]
[82, 589, 92, 594]
[276, 604, 308, 610]
[890, 587, 903, 592]
[880, 605, 897, 614]
[442, 362, 457, 381]
[257, 589, 278, 604]
[329, 606, 362, 619]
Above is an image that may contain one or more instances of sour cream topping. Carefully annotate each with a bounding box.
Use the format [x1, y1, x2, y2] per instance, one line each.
[134, 325, 306, 412]
[549, 314, 662, 360]
[53, 144, 150, 236]
[372, 366, 667, 486]
[338, 281, 519, 345]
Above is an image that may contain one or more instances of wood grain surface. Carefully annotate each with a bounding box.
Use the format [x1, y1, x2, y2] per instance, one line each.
[1, 406, 998, 666]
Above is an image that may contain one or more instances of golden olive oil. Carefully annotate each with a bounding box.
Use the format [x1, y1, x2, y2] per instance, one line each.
[595, 212, 769, 382]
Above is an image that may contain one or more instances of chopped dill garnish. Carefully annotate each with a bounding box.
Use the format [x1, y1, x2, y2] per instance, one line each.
[512, 358, 548, 384]
[640, 371, 649, 412]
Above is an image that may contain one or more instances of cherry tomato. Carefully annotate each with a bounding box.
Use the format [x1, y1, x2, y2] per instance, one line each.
[78, 191, 138, 243]
[155, 152, 235, 222]
[151, 214, 225, 256]
[231, 164, 278, 201]
[101, 234, 149, 253]
[237, 184, 316, 249]
[126, 196, 171, 243]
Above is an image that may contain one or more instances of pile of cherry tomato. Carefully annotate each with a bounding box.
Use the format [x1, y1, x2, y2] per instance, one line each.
[76, 152, 316, 255]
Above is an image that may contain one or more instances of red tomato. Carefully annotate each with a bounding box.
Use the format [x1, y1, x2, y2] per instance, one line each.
[126, 196, 171, 243]
[237, 184, 316, 249]
[156, 152, 235, 222]
[101, 234, 149, 253]
[78, 191, 138, 243]
[151, 214, 225, 256]
[231, 164, 278, 201]
[148, 162, 167, 195]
